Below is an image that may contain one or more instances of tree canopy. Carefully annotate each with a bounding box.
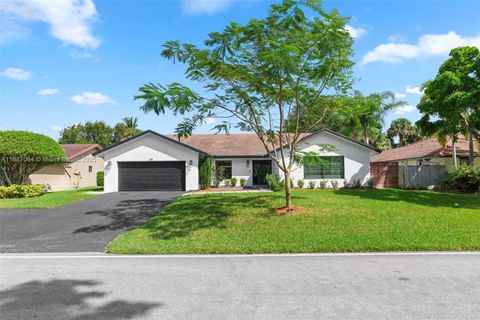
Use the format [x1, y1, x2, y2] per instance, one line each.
[417, 46, 480, 165]
[59, 118, 142, 147]
[387, 118, 421, 147]
[135, 0, 355, 209]
[0, 131, 66, 185]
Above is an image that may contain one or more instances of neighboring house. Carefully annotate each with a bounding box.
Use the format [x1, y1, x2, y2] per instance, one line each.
[29, 144, 103, 191]
[371, 135, 479, 188]
[94, 129, 378, 192]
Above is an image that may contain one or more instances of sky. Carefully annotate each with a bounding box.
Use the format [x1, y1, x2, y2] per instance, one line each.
[1, 0, 480, 139]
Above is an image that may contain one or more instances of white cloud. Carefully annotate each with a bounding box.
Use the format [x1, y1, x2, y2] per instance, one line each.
[405, 85, 423, 95]
[394, 104, 416, 115]
[204, 117, 217, 124]
[37, 88, 59, 96]
[345, 24, 367, 39]
[362, 31, 480, 65]
[394, 92, 406, 99]
[0, 0, 100, 49]
[70, 91, 116, 105]
[0, 67, 31, 80]
[182, 0, 232, 15]
[51, 125, 63, 132]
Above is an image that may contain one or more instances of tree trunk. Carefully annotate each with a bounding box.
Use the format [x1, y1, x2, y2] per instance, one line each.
[363, 126, 369, 145]
[399, 134, 404, 147]
[452, 135, 457, 168]
[0, 167, 12, 186]
[284, 169, 292, 211]
[468, 132, 475, 166]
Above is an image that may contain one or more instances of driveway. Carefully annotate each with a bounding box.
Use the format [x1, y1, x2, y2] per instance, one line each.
[0, 192, 183, 253]
[0, 253, 479, 320]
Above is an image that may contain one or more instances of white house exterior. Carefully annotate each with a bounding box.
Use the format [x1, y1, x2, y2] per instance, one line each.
[94, 129, 378, 192]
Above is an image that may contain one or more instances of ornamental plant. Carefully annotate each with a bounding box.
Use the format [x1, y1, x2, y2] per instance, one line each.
[0, 131, 66, 185]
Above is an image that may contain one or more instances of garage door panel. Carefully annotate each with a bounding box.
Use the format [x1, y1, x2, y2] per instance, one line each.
[118, 161, 185, 191]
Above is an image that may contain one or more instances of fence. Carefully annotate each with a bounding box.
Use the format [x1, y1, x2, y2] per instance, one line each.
[400, 165, 446, 189]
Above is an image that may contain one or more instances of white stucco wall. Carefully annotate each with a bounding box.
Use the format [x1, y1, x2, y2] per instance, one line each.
[214, 157, 270, 187]
[274, 131, 374, 188]
[100, 133, 199, 192]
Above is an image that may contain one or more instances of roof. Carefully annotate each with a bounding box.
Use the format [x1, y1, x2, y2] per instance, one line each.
[93, 130, 210, 157]
[371, 135, 479, 163]
[94, 129, 378, 158]
[61, 144, 101, 161]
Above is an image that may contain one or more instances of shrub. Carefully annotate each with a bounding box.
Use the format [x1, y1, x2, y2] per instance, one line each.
[0, 131, 66, 185]
[308, 181, 316, 189]
[0, 184, 44, 199]
[352, 179, 362, 188]
[240, 178, 247, 187]
[297, 179, 304, 188]
[224, 179, 231, 187]
[96, 171, 104, 187]
[199, 156, 213, 189]
[266, 174, 284, 191]
[290, 178, 295, 188]
[443, 165, 480, 193]
[319, 180, 327, 189]
[367, 177, 374, 188]
[331, 180, 338, 189]
[231, 177, 238, 187]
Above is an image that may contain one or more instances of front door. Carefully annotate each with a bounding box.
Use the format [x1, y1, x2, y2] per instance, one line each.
[252, 160, 272, 185]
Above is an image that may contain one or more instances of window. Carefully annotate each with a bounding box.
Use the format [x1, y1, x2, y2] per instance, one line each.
[215, 160, 232, 179]
[304, 156, 344, 179]
[88, 166, 93, 173]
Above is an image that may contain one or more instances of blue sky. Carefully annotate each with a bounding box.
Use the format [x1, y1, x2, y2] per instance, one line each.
[1, 0, 479, 139]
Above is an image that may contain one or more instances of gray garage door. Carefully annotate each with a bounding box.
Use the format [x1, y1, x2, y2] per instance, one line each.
[118, 161, 186, 191]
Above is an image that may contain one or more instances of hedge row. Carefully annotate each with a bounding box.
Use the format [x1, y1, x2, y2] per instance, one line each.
[0, 184, 45, 199]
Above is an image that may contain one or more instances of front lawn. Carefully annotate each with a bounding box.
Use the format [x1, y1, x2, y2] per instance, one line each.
[108, 189, 480, 254]
[0, 186, 102, 209]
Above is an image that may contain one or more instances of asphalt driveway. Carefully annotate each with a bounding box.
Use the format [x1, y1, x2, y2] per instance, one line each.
[0, 191, 183, 253]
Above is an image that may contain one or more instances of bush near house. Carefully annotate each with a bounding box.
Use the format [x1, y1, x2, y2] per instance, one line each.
[0, 131, 66, 186]
[240, 178, 247, 187]
[266, 174, 284, 191]
[96, 171, 104, 187]
[443, 165, 480, 193]
[0, 184, 44, 199]
[231, 177, 238, 187]
[199, 156, 212, 189]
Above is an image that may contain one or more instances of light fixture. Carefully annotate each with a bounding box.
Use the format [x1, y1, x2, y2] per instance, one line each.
[246, 159, 250, 166]
[189, 160, 193, 165]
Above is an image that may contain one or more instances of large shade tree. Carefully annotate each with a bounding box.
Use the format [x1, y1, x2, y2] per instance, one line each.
[417, 46, 480, 165]
[135, 0, 355, 210]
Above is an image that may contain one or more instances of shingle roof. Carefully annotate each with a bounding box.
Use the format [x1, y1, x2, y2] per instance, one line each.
[371, 135, 479, 163]
[61, 144, 101, 161]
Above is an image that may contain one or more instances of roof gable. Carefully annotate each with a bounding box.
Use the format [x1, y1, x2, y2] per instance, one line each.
[61, 144, 101, 161]
[93, 130, 209, 157]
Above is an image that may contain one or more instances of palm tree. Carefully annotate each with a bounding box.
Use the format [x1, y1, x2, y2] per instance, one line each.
[353, 91, 406, 145]
[387, 118, 419, 147]
[122, 117, 139, 135]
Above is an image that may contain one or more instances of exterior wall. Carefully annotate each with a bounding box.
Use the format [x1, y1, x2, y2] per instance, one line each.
[371, 162, 399, 188]
[101, 133, 199, 192]
[28, 164, 69, 191]
[65, 152, 104, 189]
[28, 152, 103, 191]
[275, 131, 373, 188]
[213, 157, 270, 187]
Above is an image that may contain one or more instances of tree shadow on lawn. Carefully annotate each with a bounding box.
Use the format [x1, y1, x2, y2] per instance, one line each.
[143, 194, 272, 240]
[0, 279, 161, 320]
[74, 199, 172, 234]
[333, 188, 480, 209]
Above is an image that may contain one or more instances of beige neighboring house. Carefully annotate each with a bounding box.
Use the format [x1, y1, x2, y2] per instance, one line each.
[29, 144, 103, 191]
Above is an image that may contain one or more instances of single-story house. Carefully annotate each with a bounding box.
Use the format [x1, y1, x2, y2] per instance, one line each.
[94, 129, 378, 192]
[371, 135, 479, 188]
[29, 144, 104, 191]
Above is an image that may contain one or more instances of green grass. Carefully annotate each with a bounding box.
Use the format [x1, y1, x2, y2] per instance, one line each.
[108, 189, 480, 254]
[0, 186, 102, 209]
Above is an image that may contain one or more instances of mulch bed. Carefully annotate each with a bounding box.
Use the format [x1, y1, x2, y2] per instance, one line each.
[272, 205, 306, 215]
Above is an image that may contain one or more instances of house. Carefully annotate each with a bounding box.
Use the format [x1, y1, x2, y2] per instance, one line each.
[29, 144, 104, 191]
[94, 129, 378, 192]
[371, 135, 479, 188]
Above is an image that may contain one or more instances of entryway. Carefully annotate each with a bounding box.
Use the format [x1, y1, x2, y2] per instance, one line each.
[252, 160, 272, 185]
